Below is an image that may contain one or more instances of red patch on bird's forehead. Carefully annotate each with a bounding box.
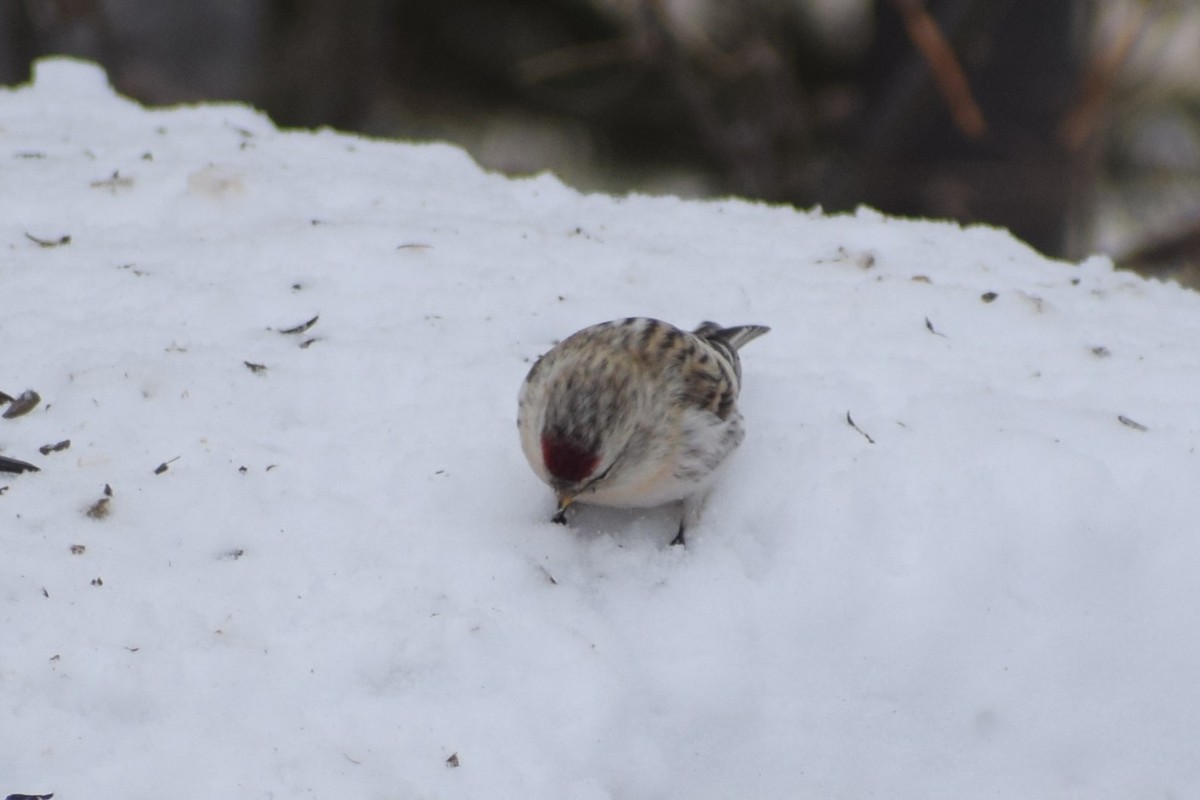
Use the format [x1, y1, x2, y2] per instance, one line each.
[541, 436, 599, 484]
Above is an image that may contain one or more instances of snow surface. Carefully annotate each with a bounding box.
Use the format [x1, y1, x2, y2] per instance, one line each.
[4, 58, 1200, 799]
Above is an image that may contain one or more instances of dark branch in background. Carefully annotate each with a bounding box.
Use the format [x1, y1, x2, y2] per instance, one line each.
[635, 0, 811, 199]
[887, 0, 985, 140]
[1118, 218, 1200, 282]
[0, 1, 37, 83]
[1058, 5, 1146, 152]
[517, 37, 636, 85]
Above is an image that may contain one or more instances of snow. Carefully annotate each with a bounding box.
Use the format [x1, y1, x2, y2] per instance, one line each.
[3, 57, 1200, 798]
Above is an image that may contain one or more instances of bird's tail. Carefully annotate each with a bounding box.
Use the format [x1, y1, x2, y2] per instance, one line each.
[693, 322, 770, 351]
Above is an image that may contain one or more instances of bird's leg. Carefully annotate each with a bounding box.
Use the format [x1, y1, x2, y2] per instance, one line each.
[670, 498, 690, 546]
[551, 495, 574, 525]
[671, 494, 708, 546]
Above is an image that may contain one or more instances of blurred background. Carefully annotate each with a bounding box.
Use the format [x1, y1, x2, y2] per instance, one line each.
[4, 0, 1199, 286]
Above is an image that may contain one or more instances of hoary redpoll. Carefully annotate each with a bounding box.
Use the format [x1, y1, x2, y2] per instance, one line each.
[518, 317, 769, 545]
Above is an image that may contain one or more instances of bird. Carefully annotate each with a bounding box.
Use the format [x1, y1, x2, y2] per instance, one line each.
[517, 317, 769, 545]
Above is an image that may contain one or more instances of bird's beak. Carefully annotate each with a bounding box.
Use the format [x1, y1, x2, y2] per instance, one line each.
[551, 493, 574, 525]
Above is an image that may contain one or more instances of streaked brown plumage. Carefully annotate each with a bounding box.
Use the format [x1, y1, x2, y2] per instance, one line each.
[518, 317, 768, 545]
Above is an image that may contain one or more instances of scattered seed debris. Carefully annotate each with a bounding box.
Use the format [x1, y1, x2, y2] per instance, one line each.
[117, 262, 150, 277]
[300, 337, 318, 349]
[14, 151, 46, 159]
[41, 589, 49, 599]
[220, 548, 245, 561]
[924, 317, 947, 337]
[279, 314, 319, 335]
[1118, 415, 1148, 432]
[3, 389, 41, 418]
[90, 170, 134, 192]
[0, 455, 39, 474]
[86, 485, 113, 519]
[1018, 292, 1046, 313]
[6, 793, 54, 800]
[1091, 346, 1111, 358]
[154, 456, 181, 475]
[911, 274, 931, 283]
[846, 411, 875, 444]
[537, 564, 558, 585]
[822, 246, 878, 270]
[39, 439, 70, 455]
[91, 577, 104, 587]
[445, 753, 460, 768]
[125, 646, 140, 653]
[70, 544, 86, 555]
[397, 242, 433, 251]
[981, 291, 998, 303]
[238, 465, 248, 474]
[244, 360, 267, 374]
[24, 232, 71, 248]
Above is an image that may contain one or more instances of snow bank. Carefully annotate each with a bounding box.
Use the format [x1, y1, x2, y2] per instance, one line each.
[3, 58, 1200, 799]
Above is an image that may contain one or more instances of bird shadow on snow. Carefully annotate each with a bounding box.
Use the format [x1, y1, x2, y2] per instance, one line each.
[551, 503, 683, 550]
[521, 493, 781, 589]
[519, 517, 682, 601]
